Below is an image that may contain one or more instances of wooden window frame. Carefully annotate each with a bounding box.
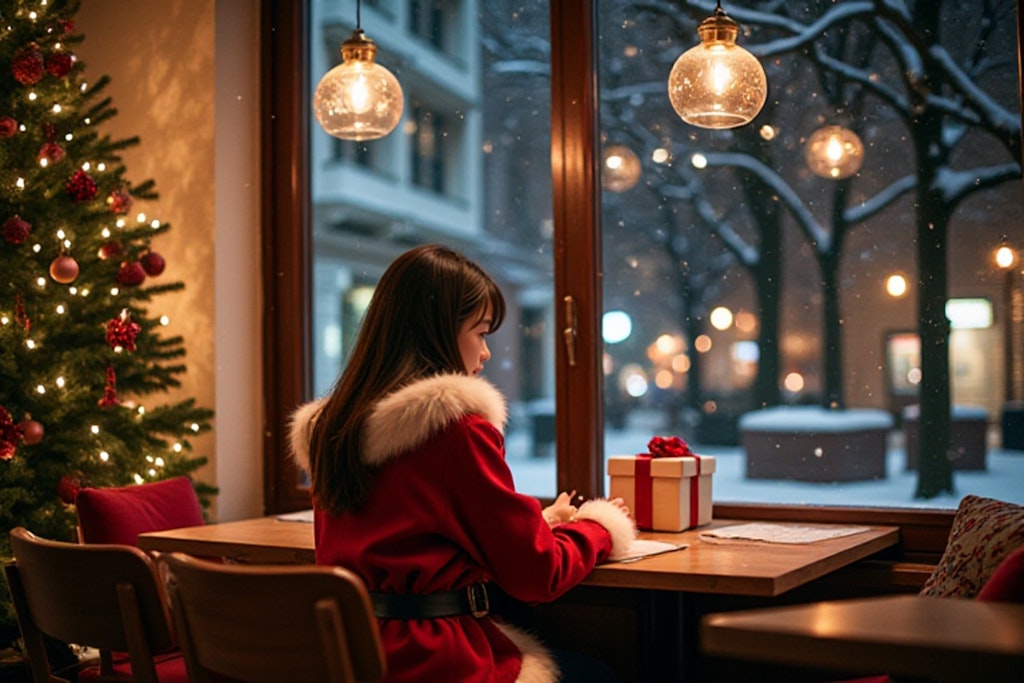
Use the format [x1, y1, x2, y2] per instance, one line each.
[255, 0, 1024, 566]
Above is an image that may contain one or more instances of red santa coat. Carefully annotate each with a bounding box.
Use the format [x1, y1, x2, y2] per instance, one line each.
[290, 374, 635, 683]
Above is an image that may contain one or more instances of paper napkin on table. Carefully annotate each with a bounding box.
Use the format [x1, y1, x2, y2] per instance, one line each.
[276, 509, 314, 523]
[609, 539, 688, 563]
[699, 522, 870, 544]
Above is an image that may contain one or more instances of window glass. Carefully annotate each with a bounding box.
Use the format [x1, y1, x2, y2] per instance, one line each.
[309, 0, 557, 496]
[597, 1, 1023, 508]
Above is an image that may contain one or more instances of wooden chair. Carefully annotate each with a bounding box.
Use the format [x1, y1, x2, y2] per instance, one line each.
[5, 527, 187, 683]
[160, 552, 386, 683]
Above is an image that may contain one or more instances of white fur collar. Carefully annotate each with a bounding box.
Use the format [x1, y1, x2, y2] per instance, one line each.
[288, 373, 507, 472]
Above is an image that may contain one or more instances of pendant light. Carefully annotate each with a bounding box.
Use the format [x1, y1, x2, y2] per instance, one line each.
[667, 1, 767, 130]
[602, 144, 642, 192]
[805, 124, 865, 179]
[313, 0, 404, 141]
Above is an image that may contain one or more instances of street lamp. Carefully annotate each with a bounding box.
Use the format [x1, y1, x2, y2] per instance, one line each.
[995, 245, 1022, 402]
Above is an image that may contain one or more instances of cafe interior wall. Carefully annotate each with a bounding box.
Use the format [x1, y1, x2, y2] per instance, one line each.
[74, 0, 264, 521]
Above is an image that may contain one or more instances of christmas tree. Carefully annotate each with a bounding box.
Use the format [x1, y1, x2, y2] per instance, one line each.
[0, 0, 214, 649]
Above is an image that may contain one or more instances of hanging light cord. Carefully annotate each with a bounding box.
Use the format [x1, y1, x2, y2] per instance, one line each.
[356, 0, 362, 30]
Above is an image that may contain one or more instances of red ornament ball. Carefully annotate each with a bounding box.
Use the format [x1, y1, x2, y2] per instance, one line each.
[12, 45, 44, 86]
[57, 474, 82, 505]
[2, 215, 32, 245]
[19, 420, 43, 446]
[98, 240, 123, 260]
[141, 252, 165, 276]
[117, 261, 147, 287]
[0, 117, 17, 139]
[106, 188, 132, 215]
[38, 142, 65, 165]
[45, 52, 73, 78]
[65, 169, 98, 202]
[50, 255, 79, 284]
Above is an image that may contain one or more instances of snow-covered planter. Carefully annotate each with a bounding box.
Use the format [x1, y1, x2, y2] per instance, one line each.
[739, 406, 894, 482]
[902, 404, 988, 471]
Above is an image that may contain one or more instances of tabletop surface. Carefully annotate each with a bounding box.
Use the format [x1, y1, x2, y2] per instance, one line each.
[138, 515, 898, 597]
[701, 594, 1024, 682]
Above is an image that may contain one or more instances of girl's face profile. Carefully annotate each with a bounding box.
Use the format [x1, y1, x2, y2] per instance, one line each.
[458, 305, 493, 376]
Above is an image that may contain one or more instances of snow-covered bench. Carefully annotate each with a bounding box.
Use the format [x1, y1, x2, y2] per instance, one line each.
[739, 406, 894, 482]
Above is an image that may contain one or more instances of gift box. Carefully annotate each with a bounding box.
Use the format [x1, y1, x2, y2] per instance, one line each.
[607, 447, 715, 532]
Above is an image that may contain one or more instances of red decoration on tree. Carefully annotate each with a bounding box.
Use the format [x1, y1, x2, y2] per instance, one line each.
[106, 309, 141, 351]
[2, 215, 31, 245]
[57, 474, 82, 505]
[116, 261, 146, 287]
[65, 169, 98, 202]
[647, 435, 693, 458]
[59, 19, 75, 35]
[12, 45, 44, 86]
[0, 406, 24, 461]
[45, 52, 73, 78]
[49, 254, 79, 284]
[141, 252, 165, 276]
[14, 294, 30, 332]
[98, 365, 120, 408]
[0, 116, 17, 138]
[106, 188, 132, 215]
[19, 419, 44, 446]
[37, 142, 65, 165]
[97, 240, 123, 260]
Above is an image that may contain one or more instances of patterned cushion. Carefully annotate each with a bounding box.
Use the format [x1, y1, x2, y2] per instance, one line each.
[920, 495, 1024, 598]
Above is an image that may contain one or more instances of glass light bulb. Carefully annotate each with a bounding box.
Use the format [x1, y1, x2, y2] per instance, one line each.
[668, 10, 767, 129]
[313, 29, 404, 141]
[805, 125, 864, 179]
[602, 144, 642, 192]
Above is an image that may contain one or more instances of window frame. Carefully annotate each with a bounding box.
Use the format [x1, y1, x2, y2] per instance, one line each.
[259, 0, 1023, 545]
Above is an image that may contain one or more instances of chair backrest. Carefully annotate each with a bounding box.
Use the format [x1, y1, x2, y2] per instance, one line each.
[6, 527, 178, 683]
[161, 552, 386, 683]
[76, 476, 204, 545]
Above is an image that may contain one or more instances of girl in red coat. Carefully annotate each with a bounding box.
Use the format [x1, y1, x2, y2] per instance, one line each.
[289, 244, 634, 682]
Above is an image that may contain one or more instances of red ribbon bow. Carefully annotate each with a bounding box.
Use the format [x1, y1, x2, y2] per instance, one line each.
[647, 435, 692, 458]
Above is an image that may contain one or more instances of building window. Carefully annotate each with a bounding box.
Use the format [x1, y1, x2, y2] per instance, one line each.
[411, 103, 446, 194]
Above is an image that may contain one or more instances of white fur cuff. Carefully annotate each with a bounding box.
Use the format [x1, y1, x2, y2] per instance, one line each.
[575, 498, 636, 559]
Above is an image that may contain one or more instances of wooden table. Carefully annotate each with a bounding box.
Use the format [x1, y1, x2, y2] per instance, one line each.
[139, 515, 897, 596]
[139, 515, 898, 682]
[587, 519, 898, 596]
[139, 515, 315, 564]
[701, 594, 1024, 682]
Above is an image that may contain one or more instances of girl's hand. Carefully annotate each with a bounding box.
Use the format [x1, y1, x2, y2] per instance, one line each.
[542, 490, 579, 527]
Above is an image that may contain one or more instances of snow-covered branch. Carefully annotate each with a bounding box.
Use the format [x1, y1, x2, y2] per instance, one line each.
[699, 152, 831, 250]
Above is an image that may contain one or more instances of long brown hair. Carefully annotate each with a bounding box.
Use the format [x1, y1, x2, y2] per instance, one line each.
[309, 244, 506, 514]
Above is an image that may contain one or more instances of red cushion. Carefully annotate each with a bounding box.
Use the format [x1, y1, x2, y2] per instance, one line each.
[977, 544, 1024, 602]
[76, 476, 204, 545]
[77, 651, 189, 682]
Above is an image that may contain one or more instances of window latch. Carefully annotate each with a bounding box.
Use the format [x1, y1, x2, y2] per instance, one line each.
[563, 295, 577, 366]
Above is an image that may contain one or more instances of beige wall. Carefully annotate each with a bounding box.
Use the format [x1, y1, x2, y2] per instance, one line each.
[76, 0, 263, 520]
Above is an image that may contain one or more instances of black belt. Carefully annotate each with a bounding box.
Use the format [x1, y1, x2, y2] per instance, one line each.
[371, 583, 490, 619]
